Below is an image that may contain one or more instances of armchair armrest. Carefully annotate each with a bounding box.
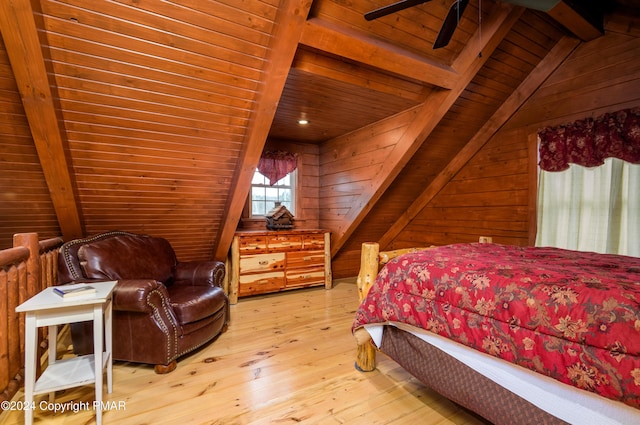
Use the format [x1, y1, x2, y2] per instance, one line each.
[112, 279, 168, 313]
[174, 261, 225, 288]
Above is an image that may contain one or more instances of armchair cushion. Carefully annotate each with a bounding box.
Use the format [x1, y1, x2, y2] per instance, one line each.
[167, 285, 227, 324]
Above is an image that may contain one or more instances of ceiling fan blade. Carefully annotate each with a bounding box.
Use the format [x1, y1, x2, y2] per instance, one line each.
[433, 0, 469, 49]
[364, 0, 432, 21]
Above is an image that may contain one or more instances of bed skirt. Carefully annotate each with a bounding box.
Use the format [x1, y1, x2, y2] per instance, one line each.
[380, 325, 568, 425]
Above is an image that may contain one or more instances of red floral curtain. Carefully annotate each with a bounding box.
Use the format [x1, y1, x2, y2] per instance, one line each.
[538, 107, 640, 172]
[257, 151, 298, 185]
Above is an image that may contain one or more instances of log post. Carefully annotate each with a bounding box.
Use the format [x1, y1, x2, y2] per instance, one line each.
[355, 242, 379, 372]
[229, 236, 239, 305]
[324, 232, 332, 289]
[13, 233, 39, 305]
[13, 233, 41, 376]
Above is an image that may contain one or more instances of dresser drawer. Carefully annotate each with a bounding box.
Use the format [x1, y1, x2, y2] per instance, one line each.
[267, 234, 302, 251]
[239, 252, 285, 273]
[302, 234, 325, 250]
[238, 235, 267, 254]
[286, 250, 324, 268]
[239, 271, 285, 296]
[286, 268, 325, 287]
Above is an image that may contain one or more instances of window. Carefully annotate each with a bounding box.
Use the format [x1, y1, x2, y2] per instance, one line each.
[250, 169, 296, 217]
[535, 108, 640, 257]
[536, 158, 640, 257]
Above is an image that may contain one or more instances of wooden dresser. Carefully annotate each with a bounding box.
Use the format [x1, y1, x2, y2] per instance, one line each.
[228, 230, 332, 303]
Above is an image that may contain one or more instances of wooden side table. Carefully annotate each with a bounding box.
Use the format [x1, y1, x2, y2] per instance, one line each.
[15, 281, 117, 425]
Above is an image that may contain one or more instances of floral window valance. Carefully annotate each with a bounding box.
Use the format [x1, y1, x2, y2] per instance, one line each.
[257, 151, 298, 185]
[538, 107, 640, 172]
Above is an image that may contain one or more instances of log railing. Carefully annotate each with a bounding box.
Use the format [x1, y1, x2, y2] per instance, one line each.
[0, 233, 63, 408]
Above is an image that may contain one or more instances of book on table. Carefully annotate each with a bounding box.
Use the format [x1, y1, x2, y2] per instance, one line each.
[53, 283, 97, 299]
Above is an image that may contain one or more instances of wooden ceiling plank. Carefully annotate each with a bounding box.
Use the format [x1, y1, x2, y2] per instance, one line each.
[378, 35, 581, 249]
[606, 6, 640, 38]
[300, 17, 458, 90]
[326, 3, 524, 256]
[213, 0, 313, 261]
[0, 0, 83, 240]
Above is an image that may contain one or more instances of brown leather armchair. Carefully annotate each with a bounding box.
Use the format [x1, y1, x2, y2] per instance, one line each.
[58, 231, 229, 373]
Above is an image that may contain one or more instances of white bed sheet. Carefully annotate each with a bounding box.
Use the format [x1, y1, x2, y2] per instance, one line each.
[364, 322, 640, 425]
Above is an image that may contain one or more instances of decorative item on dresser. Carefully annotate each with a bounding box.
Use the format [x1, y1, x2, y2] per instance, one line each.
[265, 202, 294, 230]
[229, 230, 332, 304]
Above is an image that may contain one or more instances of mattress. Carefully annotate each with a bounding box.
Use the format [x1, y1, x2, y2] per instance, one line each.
[366, 323, 640, 425]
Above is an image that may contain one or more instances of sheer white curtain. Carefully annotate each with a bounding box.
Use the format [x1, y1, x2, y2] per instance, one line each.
[536, 158, 640, 257]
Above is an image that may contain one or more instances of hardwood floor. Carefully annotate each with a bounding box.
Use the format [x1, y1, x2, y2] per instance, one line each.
[1, 279, 489, 425]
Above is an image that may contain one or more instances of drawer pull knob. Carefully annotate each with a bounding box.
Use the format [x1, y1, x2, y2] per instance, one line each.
[259, 260, 269, 265]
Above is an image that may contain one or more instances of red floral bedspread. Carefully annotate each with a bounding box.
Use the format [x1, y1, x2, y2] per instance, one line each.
[352, 243, 640, 408]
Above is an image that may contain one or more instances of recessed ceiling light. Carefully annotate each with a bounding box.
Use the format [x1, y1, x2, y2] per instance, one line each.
[297, 119, 309, 125]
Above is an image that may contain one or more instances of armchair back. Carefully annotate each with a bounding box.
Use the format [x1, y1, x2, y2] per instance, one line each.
[59, 231, 158, 283]
[77, 233, 176, 283]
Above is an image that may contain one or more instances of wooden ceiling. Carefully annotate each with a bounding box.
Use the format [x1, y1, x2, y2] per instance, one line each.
[272, 0, 482, 143]
[270, 0, 610, 145]
[0, 0, 636, 268]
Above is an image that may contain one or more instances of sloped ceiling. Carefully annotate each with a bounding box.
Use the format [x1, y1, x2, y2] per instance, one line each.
[0, 0, 635, 265]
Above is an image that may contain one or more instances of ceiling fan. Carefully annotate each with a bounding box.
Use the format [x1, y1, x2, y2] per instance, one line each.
[364, 0, 470, 49]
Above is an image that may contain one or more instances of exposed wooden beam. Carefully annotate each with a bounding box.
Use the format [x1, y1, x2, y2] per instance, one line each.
[377, 36, 581, 249]
[300, 17, 459, 90]
[326, 3, 523, 256]
[548, 1, 603, 41]
[502, 0, 603, 41]
[292, 49, 430, 103]
[0, 0, 83, 241]
[214, 0, 313, 261]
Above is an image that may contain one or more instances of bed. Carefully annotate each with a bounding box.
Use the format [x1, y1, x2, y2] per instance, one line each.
[352, 242, 640, 425]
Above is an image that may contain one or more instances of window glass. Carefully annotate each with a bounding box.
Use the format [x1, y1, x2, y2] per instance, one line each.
[250, 169, 295, 217]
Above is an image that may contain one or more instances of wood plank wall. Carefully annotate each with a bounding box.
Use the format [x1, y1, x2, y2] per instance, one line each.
[0, 37, 60, 250]
[394, 24, 640, 257]
[319, 110, 415, 234]
[320, 110, 419, 279]
[325, 10, 565, 278]
[329, 15, 640, 278]
[506, 29, 640, 131]
[395, 127, 530, 248]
